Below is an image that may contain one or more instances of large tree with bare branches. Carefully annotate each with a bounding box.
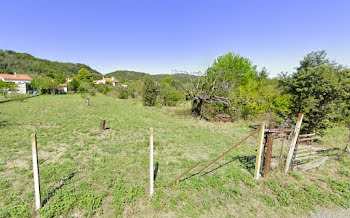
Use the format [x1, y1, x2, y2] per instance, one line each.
[185, 52, 290, 120]
[185, 52, 259, 118]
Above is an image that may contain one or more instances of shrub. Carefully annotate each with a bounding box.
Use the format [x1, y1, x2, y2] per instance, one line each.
[142, 78, 158, 106]
[160, 85, 183, 106]
[95, 83, 112, 94]
[68, 78, 80, 93]
[279, 50, 349, 133]
[117, 86, 129, 99]
[79, 82, 96, 96]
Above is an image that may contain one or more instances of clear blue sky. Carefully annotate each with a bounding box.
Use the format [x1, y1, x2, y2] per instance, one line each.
[0, 0, 349, 76]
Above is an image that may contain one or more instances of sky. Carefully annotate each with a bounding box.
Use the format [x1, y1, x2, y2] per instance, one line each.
[0, 0, 349, 77]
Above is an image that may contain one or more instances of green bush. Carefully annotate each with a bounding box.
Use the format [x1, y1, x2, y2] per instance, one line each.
[142, 78, 158, 106]
[95, 83, 112, 95]
[79, 82, 96, 96]
[117, 86, 129, 99]
[279, 50, 349, 133]
[160, 84, 183, 106]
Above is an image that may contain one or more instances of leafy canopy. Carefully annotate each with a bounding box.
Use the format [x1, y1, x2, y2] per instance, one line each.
[280, 50, 349, 133]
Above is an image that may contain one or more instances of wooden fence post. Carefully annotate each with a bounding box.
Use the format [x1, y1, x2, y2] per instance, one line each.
[100, 119, 106, 131]
[284, 113, 303, 173]
[149, 128, 154, 196]
[263, 123, 275, 177]
[31, 134, 41, 210]
[254, 123, 265, 179]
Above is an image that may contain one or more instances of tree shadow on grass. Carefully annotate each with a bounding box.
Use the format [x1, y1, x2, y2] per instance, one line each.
[41, 172, 76, 207]
[180, 155, 257, 183]
[0, 120, 8, 129]
[154, 162, 159, 181]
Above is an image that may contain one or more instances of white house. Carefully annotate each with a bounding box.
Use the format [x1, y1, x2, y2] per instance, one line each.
[58, 83, 68, 93]
[0, 73, 33, 94]
[94, 77, 119, 86]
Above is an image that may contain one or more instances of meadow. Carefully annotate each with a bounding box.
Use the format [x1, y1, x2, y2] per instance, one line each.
[0, 95, 349, 217]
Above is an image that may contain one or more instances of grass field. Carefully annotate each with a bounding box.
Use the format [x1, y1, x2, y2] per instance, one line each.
[0, 95, 349, 217]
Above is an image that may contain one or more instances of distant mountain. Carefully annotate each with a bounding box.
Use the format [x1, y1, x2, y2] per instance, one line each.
[106, 70, 196, 83]
[0, 50, 102, 79]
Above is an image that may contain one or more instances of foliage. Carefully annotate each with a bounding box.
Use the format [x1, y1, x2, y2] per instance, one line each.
[188, 52, 290, 120]
[279, 50, 349, 133]
[206, 52, 258, 87]
[126, 80, 143, 98]
[54, 73, 66, 84]
[117, 86, 130, 99]
[68, 78, 80, 93]
[105, 70, 197, 83]
[78, 82, 96, 97]
[30, 76, 58, 94]
[0, 80, 16, 98]
[0, 49, 101, 78]
[142, 78, 158, 106]
[77, 68, 93, 84]
[160, 77, 185, 106]
[95, 83, 113, 95]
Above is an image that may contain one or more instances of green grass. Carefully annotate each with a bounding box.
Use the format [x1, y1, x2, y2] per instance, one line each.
[0, 95, 349, 217]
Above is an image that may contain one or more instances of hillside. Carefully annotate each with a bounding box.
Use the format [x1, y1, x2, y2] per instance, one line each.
[0, 50, 101, 79]
[106, 70, 196, 83]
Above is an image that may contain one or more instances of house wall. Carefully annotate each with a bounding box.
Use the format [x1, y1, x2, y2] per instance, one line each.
[0, 78, 31, 94]
[2, 79, 32, 84]
[17, 83, 28, 94]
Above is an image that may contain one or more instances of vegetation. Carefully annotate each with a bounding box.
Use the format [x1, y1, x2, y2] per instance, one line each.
[0, 95, 349, 217]
[159, 77, 185, 106]
[2, 49, 348, 133]
[30, 77, 58, 94]
[142, 78, 158, 106]
[187, 52, 290, 121]
[0, 80, 16, 98]
[106, 70, 196, 83]
[0, 49, 101, 79]
[280, 51, 350, 133]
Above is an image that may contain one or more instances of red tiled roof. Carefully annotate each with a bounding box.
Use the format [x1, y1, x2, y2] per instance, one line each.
[58, 83, 68, 87]
[0, 74, 33, 81]
[104, 78, 119, 82]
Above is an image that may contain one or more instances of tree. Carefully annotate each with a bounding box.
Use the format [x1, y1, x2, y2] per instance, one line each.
[78, 82, 96, 97]
[160, 84, 183, 106]
[142, 78, 158, 106]
[0, 80, 16, 98]
[68, 78, 80, 93]
[186, 53, 291, 120]
[117, 86, 130, 99]
[280, 50, 345, 133]
[206, 52, 258, 87]
[77, 68, 93, 83]
[30, 77, 58, 94]
[187, 52, 258, 118]
[54, 73, 66, 84]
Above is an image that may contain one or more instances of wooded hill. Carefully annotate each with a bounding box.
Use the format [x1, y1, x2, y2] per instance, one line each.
[0, 49, 195, 83]
[105, 70, 196, 83]
[0, 50, 101, 79]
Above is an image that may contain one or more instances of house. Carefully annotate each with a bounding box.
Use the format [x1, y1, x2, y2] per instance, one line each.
[94, 77, 119, 86]
[58, 83, 68, 93]
[0, 73, 33, 94]
[58, 78, 72, 93]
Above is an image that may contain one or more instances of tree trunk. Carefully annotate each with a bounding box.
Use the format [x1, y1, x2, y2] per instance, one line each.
[191, 96, 203, 117]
